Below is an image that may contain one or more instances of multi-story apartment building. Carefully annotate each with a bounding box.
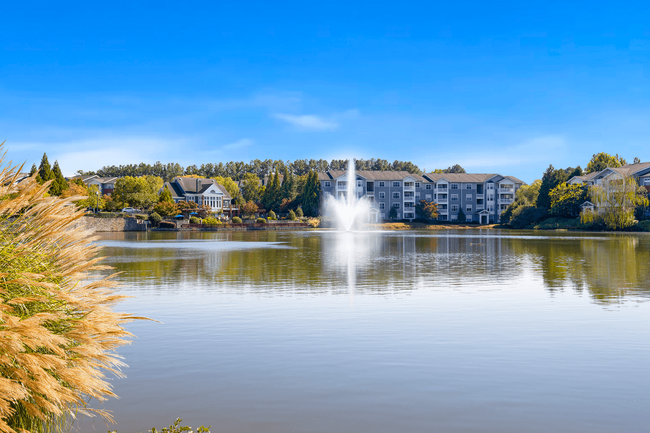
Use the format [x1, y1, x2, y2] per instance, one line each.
[568, 161, 650, 189]
[318, 170, 524, 224]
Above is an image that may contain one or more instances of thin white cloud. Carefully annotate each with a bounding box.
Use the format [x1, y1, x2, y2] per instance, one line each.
[222, 138, 254, 150]
[273, 113, 339, 131]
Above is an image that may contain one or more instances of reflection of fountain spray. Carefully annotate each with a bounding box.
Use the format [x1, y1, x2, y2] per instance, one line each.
[325, 159, 371, 231]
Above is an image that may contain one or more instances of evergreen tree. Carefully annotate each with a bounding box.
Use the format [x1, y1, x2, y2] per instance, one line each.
[536, 165, 556, 212]
[159, 187, 174, 203]
[298, 171, 321, 216]
[280, 166, 296, 201]
[29, 163, 38, 177]
[49, 160, 69, 196]
[38, 153, 54, 185]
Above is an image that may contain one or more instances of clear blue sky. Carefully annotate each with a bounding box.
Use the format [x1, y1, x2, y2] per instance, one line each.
[2, 1, 649, 181]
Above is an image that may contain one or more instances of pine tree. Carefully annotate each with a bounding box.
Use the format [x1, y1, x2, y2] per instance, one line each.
[159, 187, 174, 203]
[299, 171, 321, 216]
[281, 166, 296, 201]
[49, 160, 69, 196]
[38, 153, 54, 185]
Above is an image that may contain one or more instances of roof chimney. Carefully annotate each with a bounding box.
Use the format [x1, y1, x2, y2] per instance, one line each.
[196, 178, 200, 193]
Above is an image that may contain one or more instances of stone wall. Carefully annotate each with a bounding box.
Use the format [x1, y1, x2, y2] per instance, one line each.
[74, 216, 148, 232]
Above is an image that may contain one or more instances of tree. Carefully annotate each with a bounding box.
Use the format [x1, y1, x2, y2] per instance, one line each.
[296, 207, 304, 218]
[586, 152, 627, 174]
[634, 157, 642, 164]
[49, 160, 69, 196]
[516, 179, 542, 205]
[388, 206, 397, 220]
[241, 173, 261, 202]
[444, 164, 466, 174]
[457, 209, 466, 222]
[589, 175, 647, 229]
[298, 171, 321, 217]
[288, 209, 297, 220]
[153, 201, 179, 216]
[280, 166, 296, 201]
[549, 183, 589, 217]
[113, 176, 163, 208]
[415, 200, 438, 220]
[536, 165, 569, 212]
[261, 172, 281, 212]
[241, 200, 258, 218]
[214, 176, 241, 203]
[37, 153, 54, 184]
[159, 187, 174, 203]
[268, 210, 277, 220]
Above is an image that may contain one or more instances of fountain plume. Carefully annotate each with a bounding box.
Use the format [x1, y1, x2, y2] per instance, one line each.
[325, 159, 371, 231]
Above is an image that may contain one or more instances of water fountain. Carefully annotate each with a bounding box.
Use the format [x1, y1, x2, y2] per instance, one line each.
[324, 158, 371, 231]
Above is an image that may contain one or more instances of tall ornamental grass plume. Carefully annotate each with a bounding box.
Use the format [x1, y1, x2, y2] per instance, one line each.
[0, 144, 146, 433]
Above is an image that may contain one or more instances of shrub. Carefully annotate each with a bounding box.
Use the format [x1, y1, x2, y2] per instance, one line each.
[159, 221, 176, 229]
[153, 201, 178, 217]
[288, 209, 296, 220]
[256, 217, 266, 223]
[636, 220, 650, 232]
[135, 214, 148, 220]
[202, 217, 221, 226]
[232, 216, 242, 223]
[190, 216, 201, 224]
[148, 212, 162, 227]
[268, 210, 277, 220]
[509, 205, 546, 229]
[296, 207, 304, 218]
[0, 147, 144, 432]
[307, 217, 321, 228]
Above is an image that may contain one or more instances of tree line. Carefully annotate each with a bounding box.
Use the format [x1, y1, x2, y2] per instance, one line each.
[77, 158, 468, 182]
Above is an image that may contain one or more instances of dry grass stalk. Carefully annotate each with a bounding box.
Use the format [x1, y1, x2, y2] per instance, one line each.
[0, 144, 145, 433]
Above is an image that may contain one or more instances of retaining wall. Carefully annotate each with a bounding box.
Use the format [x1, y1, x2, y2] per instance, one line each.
[74, 216, 148, 232]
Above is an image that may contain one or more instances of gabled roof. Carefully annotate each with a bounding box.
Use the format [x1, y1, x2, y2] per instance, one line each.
[318, 170, 428, 181]
[568, 172, 598, 183]
[423, 173, 525, 184]
[172, 177, 232, 199]
[163, 181, 184, 199]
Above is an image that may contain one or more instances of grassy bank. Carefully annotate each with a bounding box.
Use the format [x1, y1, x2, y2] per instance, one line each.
[367, 222, 498, 230]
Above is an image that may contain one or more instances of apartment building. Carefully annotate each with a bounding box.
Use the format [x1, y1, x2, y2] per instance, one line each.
[568, 161, 650, 189]
[318, 170, 524, 224]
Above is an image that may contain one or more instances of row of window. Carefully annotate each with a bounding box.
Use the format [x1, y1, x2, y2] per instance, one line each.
[323, 181, 508, 190]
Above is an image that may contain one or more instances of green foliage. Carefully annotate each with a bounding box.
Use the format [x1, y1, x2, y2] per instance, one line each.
[589, 176, 645, 230]
[298, 171, 321, 217]
[537, 165, 570, 211]
[261, 172, 281, 212]
[288, 209, 296, 220]
[37, 153, 54, 184]
[534, 216, 581, 230]
[415, 200, 438, 220]
[190, 216, 200, 224]
[241, 173, 261, 202]
[586, 152, 627, 174]
[296, 207, 303, 218]
[141, 417, 210, 433]
[457, 209, 466, 222]
[213, 176, 241, 201]
[281, 166, 296, 201]
[202, 217, 221, 225]
[148, 212, 162, 227]
[48, 160, 69, 196]
[159, 187, 174, 203]
[509, 205, 546, 229]
[268, 210, 277, 220]
[256, 217, 266, 223]
[153, 201, 179, 216]
[636, 220, 650, 232]
[388, 206, 397, 220]
[159, 221, 176, 229]
[113, 175, 164, 208]
[549, 183, 589, 217]
[232, 216, 242, 223]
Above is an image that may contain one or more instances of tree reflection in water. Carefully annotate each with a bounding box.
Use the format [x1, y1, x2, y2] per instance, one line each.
[96, 230, 650, 306]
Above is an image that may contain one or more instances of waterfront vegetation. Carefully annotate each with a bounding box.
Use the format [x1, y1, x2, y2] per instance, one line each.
[0, 146, 146, 432]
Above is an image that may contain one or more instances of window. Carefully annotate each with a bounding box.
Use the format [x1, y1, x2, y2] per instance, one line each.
[466, 215, 472, 222]
[450, 215, 458, 221]
[357, 180, 363, 187]
[451, 204, 459, 212]
[379, 181, 385, 187]
[393, 203, 400, 209]
[392, 181, 401, 187]
[425, 194, 432, 200]
[404, 213, 414, 219]
[451, 194, 458, 201]
[466, 205, 472, 212]
[368, 196, 375, 204]
[439, 204, 447, 210]
[439, 194, 447, 200]
[393, 192, 400, 199]
[425, 184, 432, 190]
[487, 196, 494, 202]
[439, 215, 448, 221]
[451, 184, 459, 190]
[466, 194, 472, 201]
[379, 202, 385, 210]
[466, 184, 473, 189]
[379, 192, 385, 199]
[404, 202, 414, 208]
[396, 213, 401, 218]
[337, 181, 347, 188]
[324, 181, 331, 188]
[415, 182, 420, 188]
[487, 183, 494, 190]
[415, 192, 420, 199]
[438, 184, 448, 190]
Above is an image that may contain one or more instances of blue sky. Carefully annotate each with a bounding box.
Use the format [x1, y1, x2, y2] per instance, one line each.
[2, 1, 650, 181]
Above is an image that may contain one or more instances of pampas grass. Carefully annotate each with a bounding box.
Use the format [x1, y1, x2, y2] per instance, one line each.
[0, 143, 146, 433]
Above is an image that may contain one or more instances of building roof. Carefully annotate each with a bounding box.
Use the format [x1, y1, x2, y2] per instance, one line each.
[569, 172, 598, 183]
[318, 170, 428, 181]
[172, 177, 232, 199]
[424, 173, 524, 184]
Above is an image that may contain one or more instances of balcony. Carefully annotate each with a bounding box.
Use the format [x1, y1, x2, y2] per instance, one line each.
[499, 198, 514, 205]
[476, 194, 484, 199]
[404, 185, 415, 191]
[499, 187, 514, 193]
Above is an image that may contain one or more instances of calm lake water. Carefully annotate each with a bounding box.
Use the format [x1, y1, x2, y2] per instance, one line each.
[82, 229, 650, 433]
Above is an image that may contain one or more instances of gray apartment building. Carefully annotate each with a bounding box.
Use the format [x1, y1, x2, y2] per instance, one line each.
[318, 170, 524, 224]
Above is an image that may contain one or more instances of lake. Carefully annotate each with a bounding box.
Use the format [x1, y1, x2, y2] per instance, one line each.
[81, 229, 650, 433]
